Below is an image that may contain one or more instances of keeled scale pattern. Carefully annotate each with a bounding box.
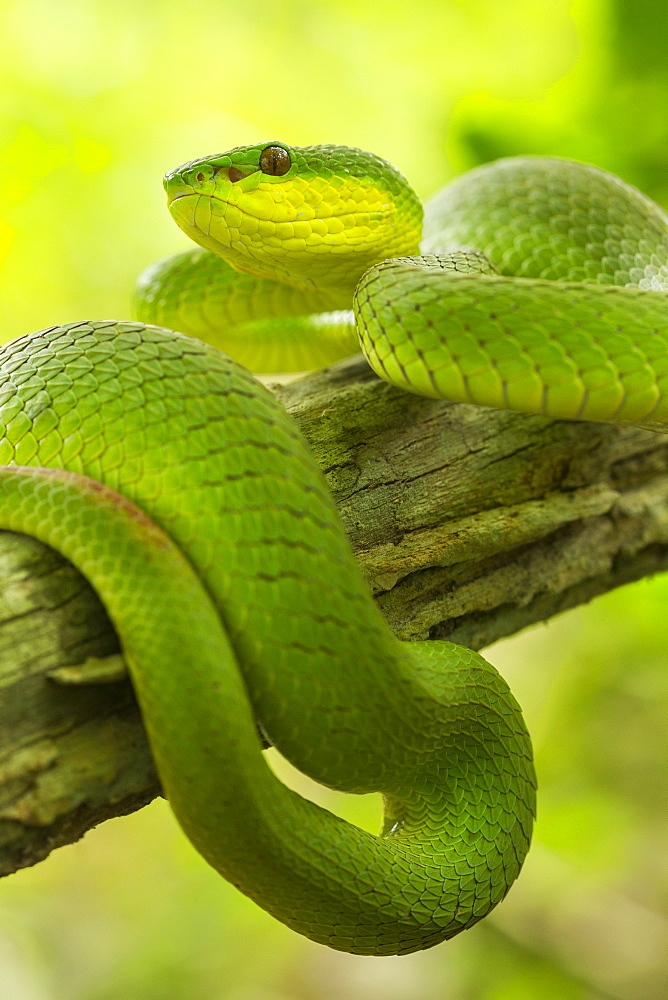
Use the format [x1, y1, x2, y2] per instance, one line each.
[135, 248, 359, 372]
[357, 157, 668, 422]
[0, 319, 535, 954]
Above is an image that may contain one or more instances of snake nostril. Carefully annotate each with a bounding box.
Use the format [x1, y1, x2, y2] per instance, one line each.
[195, 171, 205, 184]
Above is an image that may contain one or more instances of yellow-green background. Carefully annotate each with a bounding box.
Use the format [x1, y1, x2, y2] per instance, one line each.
[1, 0, 666, 997]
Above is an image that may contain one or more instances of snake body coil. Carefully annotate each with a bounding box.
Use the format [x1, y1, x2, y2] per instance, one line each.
[1, 142, 666, 955]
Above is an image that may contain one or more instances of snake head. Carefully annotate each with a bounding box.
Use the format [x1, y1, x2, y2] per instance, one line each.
[164, 141, 423, 295]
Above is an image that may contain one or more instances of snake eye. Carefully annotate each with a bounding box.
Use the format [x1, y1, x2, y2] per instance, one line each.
[259, 145, 292, 176]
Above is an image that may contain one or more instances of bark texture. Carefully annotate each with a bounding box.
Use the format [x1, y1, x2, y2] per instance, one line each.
[2, 353, 668, 875]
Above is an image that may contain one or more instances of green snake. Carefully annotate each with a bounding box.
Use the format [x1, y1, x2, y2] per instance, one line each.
[1, 142, 667, 956]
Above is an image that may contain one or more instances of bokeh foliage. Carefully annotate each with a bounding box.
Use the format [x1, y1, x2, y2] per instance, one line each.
[0, 0, 666, 997]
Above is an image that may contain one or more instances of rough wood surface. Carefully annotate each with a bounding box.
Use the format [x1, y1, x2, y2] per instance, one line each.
[2, 353, 668, 875]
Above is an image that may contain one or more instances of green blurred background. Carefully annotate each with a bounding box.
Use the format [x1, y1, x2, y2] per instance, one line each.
[1, 0, 666, 997]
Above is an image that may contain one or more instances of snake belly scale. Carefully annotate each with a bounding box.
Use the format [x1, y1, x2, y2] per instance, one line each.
[2, 140, 665, 955]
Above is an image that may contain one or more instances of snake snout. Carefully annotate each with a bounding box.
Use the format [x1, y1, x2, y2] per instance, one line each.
[164, 159, 223, 203]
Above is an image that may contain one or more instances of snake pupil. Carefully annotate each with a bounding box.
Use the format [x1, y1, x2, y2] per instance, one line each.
[259, 145, 291, 176]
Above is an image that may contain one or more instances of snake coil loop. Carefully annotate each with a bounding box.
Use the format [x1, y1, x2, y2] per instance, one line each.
[2, 144, 666, 954]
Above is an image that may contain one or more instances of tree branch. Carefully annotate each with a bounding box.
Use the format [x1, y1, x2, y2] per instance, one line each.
[2, 353, 668, 875]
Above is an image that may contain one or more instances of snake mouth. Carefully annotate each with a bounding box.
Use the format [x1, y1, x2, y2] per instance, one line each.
[168, 190, 255, 236]
[167, 192, 233, 256]
[167, 192, 199, 226]
[168, 189, 263, 229]
[168, 174, 389, 229]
